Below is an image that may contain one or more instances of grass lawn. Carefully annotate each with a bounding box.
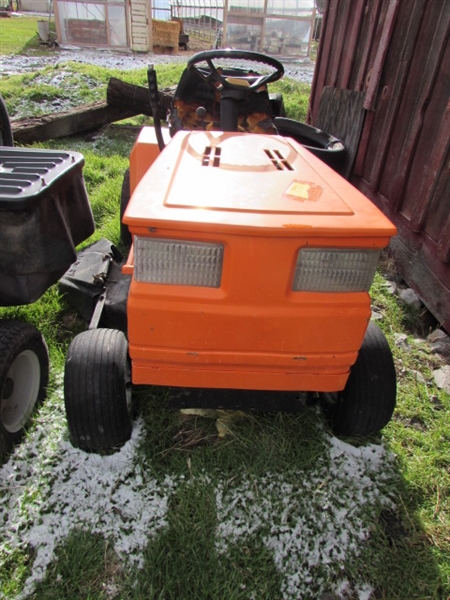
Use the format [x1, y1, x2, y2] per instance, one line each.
[0, 14, 56, 56]
[0, 20, 449, 600]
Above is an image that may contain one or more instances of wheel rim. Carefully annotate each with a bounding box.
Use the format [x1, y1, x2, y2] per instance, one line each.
[1, 350, 41, 433]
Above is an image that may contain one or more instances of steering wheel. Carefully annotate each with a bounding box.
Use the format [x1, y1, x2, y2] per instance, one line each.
[187, 49, 284, 92]
[187, 49, 284, 131]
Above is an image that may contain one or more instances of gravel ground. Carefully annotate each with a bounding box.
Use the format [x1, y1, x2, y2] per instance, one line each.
[0, 47, 316, 83]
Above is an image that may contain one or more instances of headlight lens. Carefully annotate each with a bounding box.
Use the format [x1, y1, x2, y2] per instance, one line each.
[134, 237, 224, 287]
[293, 248, 380, 292]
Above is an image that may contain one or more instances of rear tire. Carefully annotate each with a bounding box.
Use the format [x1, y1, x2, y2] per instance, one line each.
[0, 321, 49, 453]
[323, 322, 396, 437]
[274, 117, 346, 174]
[120, 168, 132, 248]
[64, 328, 132, 451]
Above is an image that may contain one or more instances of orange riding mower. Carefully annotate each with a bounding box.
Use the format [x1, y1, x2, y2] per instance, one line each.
[59, 50, 397, 452]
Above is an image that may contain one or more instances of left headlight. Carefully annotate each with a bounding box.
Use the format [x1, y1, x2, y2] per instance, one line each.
[134, 237, 224, 287]
[292, 248, 380, 292]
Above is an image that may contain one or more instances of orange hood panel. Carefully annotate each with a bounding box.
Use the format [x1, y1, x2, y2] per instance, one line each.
[125, 129, 396, 241]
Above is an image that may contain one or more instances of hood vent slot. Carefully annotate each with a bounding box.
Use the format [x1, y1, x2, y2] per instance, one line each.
[202, 146, 221, 167]
[265, 149, 294, 171]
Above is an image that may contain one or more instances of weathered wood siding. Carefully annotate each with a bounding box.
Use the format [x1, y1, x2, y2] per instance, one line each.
[129, 0, 150, 51]
[309, 0, 450, 331]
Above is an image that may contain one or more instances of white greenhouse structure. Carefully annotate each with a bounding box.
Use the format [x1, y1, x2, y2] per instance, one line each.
[50, 0, 316, 56]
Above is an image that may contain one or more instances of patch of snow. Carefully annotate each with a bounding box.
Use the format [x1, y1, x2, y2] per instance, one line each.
[0, 382, 397, 600]
[336, 579, 373, 600]
[0, 382, 173, 598]
[216, 435, 396, 599]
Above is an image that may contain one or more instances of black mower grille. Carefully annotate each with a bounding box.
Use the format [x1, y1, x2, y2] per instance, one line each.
[0, 146, 94, 306]
[0, 148, 84, 210]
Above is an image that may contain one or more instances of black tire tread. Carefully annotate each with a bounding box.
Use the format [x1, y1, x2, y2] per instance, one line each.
[64, 328, 131, 451]
[329, 321, 396, 437]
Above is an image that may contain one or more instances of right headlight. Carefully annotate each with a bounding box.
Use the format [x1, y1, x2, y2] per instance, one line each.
[292, 248, 380, 292]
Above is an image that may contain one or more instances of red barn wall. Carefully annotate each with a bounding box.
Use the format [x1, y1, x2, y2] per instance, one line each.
[308, 0, 450, 331]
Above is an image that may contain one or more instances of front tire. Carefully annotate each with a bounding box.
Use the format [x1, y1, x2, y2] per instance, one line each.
[0, 321, 49, 453]
[64, 328, 132, 451]
[323, 321, 396, 437]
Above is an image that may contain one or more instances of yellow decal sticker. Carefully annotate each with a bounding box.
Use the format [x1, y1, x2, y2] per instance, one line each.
[285, 181, 323, 202]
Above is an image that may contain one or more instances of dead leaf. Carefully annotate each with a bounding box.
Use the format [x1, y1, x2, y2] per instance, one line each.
[180, 408, 249, 438]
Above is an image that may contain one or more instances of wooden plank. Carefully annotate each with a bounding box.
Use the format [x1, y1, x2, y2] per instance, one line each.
[10, 79, 176, 143]
[388, 2, 450, 213]
[351, 0, 392, 172]
[352, 109, 375, 176]
[353, 0, 383, 91]
[106, 78, 175, 117]
[133, 25, 148, 34]
[131, 0, 147, 13]
[363, 0, 401, 110]
[130, 8, 146, 16]
[308, 0, 338, 122]
[364, 0, 427, 191]
[315, 87, 366, 179]
[11, 102, 139, 143]
[326, 0, 351, 88]
[339, 0, 366, 89]
[402, 96, 450, 232]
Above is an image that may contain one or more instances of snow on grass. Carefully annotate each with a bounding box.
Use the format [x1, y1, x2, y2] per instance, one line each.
[0, 382, 397, 600]
[215, 434, 396, 599]
[0, 381, 173, 598]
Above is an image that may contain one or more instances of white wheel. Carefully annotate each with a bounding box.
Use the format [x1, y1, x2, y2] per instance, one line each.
[2, 349, 41, 433]
[0, 321, 49, 453]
